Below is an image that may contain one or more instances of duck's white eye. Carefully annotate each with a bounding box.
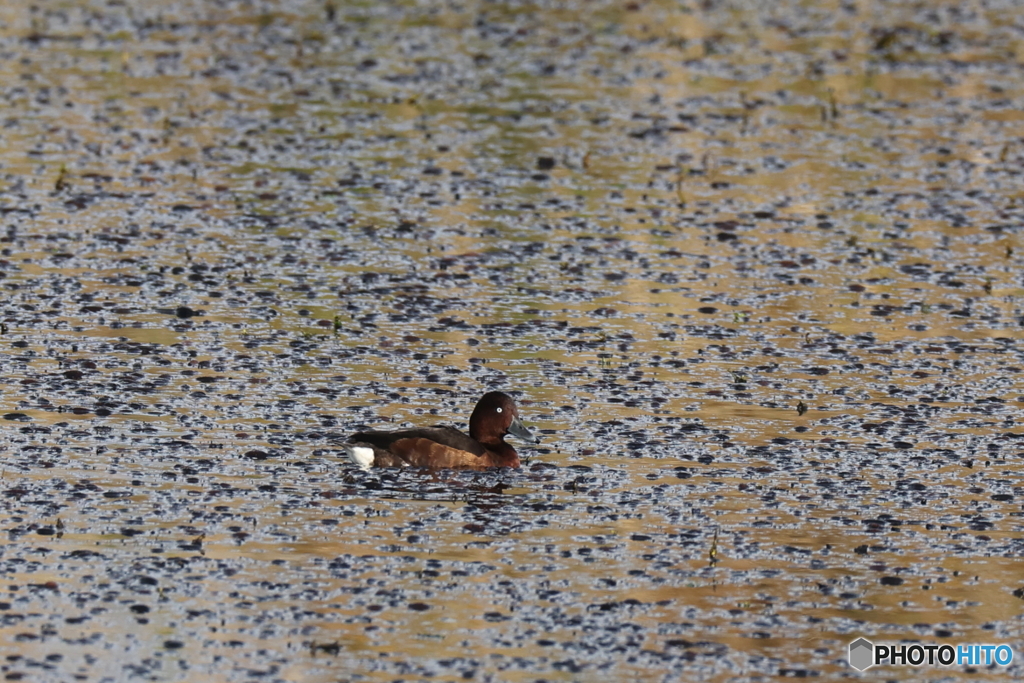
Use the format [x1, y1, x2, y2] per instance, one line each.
[496, 407, 503, 413]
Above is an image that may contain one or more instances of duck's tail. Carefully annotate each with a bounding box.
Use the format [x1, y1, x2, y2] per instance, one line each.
[343, 444, 376, 470]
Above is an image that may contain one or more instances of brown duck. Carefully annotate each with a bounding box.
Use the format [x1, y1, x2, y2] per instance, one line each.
[344, 391, 539, 469]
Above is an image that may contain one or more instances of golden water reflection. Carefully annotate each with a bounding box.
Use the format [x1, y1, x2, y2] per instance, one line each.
[2, 0, 1024, 680]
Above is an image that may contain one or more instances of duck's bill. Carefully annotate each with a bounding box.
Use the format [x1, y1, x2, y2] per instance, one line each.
[508, 416, 540, 444]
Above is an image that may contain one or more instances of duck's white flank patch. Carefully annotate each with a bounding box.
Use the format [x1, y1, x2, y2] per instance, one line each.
[345, 445, 375, 470]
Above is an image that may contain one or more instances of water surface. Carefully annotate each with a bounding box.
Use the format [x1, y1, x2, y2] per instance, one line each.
[1, 1, 1024, 680]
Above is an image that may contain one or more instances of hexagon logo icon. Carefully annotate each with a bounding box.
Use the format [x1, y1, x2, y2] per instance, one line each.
[849, 637, 874, 671]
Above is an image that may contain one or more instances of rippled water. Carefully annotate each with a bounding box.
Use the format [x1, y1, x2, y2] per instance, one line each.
[2, 1, 1024, 681]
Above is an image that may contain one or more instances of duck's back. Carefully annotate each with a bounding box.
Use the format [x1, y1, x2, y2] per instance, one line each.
[347, 425, 488, 468]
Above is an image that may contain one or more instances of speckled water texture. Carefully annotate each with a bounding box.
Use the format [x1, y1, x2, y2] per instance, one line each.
[1, 0, 1024, 681]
